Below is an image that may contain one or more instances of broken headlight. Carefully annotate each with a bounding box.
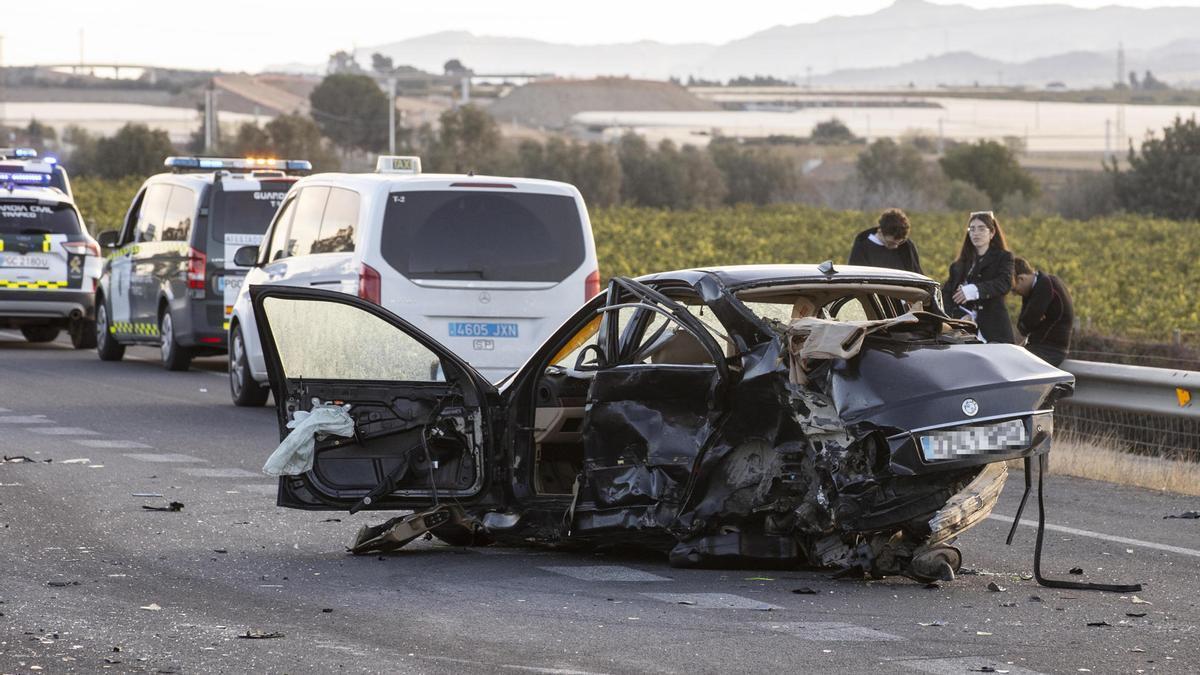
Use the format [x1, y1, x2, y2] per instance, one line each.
[919, 418, 1028, 462]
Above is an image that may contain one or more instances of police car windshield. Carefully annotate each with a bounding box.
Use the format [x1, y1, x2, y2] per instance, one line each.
[380, 191, 585, 282]
[0, 201, 81, 236]
[208, 182, 292, 238]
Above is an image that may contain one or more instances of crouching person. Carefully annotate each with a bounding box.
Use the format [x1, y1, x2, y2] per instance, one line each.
[1012, 257, 1074, 367]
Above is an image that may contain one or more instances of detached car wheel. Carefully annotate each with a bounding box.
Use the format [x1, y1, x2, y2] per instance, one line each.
[159, 311, 192, 372]
[229, 324, 268, 407]
[20, 326, 60, 343]
[69, 318, 98, 349]
[95, 302, 125, 361]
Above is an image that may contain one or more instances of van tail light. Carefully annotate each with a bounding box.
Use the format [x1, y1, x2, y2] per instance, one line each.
[358, 263, 381, 305]
[187, 247, 207, 290]
[61, 241, 101, 257]
[585, 269, 601, 301]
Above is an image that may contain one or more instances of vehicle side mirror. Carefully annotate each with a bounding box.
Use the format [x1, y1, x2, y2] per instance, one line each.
[233, 245, 260, 267]
[97, 230, 119, 248]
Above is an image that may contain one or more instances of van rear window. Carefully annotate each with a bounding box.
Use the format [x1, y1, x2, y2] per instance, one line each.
[0, 201, 81, 235]
[208, 180, 293, 240]
[380, 191, 585, 282]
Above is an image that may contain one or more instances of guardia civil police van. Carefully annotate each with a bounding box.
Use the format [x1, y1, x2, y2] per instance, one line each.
[94, 157, 308, 370]
[226, 156, 599, 406]
[0, 152, 101, 347]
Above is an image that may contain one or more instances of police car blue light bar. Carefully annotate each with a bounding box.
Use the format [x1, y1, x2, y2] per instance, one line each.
[165, 156, 312, 172]
[0, 171, 53, 185]
[0, 147, 38, 159]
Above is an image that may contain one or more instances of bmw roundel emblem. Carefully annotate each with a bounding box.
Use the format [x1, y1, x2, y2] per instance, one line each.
[962, 398, 980, 417]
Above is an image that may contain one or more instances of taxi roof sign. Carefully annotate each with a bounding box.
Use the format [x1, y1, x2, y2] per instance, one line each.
[375, 156, 422, 175]
[164, 156, 312, 173]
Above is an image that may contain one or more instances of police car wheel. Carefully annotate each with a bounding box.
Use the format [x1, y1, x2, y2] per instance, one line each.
[159, 311, 193, 372]
[70, 319, 98, 350]
[20, 326, 60, 343]
[95, 302, 125, 361]
[229, 324, 269, 407]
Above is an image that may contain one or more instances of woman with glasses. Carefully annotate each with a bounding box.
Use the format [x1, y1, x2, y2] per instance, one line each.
[942, 211, 1015, 343]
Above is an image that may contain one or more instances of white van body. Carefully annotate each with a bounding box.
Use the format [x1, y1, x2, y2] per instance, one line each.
[229, 162, 599, 403]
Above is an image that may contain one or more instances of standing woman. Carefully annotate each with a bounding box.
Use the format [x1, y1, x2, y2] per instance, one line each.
[943, 211, 1015, 343]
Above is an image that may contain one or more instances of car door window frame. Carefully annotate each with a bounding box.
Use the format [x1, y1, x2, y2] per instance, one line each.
[260, 195, 298, 264]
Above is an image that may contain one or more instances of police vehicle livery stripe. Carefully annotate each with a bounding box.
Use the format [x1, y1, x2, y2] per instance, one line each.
[109, 321, 161, 336]
[0, 279, 69, 289]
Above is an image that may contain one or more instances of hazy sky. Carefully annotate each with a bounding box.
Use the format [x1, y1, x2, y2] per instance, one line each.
[1, 0, 1195, 72]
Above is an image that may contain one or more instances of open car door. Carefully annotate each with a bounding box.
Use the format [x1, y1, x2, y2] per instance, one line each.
[250, 285, 497, 512]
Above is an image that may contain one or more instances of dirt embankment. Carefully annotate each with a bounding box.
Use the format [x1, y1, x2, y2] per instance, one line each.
[488, 78, 719, 130]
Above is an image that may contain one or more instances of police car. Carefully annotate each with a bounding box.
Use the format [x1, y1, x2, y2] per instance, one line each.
[94, 156, 309, 369]
[0, 152, 101, 347]
[226, 155, 599, 405]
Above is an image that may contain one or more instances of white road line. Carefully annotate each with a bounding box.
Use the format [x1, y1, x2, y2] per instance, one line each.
[0, 415, 53, 424]
[988, 513, 1200, 558]
[123, 453, 207, 463]
[758, 621, 902, 642]
[179, 467, 262, 479]
[27, 427, 101, 436]
[642, 593, 780, 610]
[73, 439, 153, 449]
[894, 656, 1044, 675]
[416, 654, 610, 675]
[541, 565, 673, 582]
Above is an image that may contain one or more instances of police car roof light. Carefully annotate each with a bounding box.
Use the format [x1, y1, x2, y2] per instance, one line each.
[375, 156, 422, 175]
[0, 172, 53, 186]
[164, 156, 312, 172]
[0, 147, 38, 159]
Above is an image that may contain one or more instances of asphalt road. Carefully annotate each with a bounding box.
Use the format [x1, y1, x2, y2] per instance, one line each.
[2, 331, 1198, 674]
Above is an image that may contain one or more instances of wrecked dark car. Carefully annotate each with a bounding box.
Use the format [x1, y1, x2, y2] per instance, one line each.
[251, 264, 1083, 585]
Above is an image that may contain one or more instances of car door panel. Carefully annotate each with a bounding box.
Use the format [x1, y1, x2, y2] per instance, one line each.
[251, 285, 497, 511]
[573, 278, 730, 531]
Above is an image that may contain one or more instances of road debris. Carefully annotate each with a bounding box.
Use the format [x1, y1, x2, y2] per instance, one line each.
[1130, 596, 1152, 605]
[1068, 567, 1084, 575]
[918, 620, 946, 627]
[987, 582, 1007, 592]
[142, 502, 185, 512]
[1126, 612, 1147, 617]
[791, 587, 818, 595]
[139, 604, 162, 611]
[1163, 511, 1199, 519]
[238, 630, 284, 639]
[46, 581, 79, 587]
[4, 455, 49, 463]
[61, 458, 90, 464]
[131, 493, 164, 498]
[1085, 620, 1111, 627]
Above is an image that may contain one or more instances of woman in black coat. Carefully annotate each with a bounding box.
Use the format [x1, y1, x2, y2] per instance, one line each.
[943, 211, 1015, 343]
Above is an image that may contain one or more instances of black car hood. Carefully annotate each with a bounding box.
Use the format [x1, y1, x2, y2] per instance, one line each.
[829, 342, 1073, 432]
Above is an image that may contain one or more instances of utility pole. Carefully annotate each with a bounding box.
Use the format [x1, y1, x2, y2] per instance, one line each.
[203, 83, 220, 154]
[387, 77, 397, 154]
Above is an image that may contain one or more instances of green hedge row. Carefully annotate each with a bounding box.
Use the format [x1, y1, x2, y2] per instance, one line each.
[71, 178, 1198, 340]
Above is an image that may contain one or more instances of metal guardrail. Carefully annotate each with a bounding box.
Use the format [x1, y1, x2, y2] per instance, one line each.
[1061, 359, 1198, 419]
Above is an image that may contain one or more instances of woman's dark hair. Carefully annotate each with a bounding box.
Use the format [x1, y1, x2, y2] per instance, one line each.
[955, 211, 1009, 265]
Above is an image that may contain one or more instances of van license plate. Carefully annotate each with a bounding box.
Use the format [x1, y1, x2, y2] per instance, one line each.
[449, 322, 518, 338]
[1, 254, 49, 268]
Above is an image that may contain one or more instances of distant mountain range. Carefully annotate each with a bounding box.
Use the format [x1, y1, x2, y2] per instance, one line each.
[272, 1, 1200, 86]
[812, 39, 1200, 89]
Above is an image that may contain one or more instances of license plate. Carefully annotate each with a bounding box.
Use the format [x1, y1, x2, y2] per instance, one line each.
[1, 254, 49, 269]
[217, 275, 243, 293]
[449, 322, 519, 338]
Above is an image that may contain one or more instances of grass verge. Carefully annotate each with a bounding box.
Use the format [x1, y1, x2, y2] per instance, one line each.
[1039, 434, 1200, 497]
